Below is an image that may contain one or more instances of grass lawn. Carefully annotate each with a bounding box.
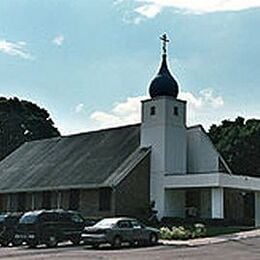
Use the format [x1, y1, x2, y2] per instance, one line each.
[205, 226, 254, 237]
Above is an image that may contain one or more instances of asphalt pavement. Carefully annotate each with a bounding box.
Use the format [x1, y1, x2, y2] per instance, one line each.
[0, 230, 260, 259]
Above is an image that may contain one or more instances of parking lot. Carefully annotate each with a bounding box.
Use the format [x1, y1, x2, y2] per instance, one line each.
[1, 236, 260, 260]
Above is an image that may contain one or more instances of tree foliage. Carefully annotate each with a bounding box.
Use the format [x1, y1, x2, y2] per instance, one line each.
[209, 116, 260, 177]
[0, 97, 60, 160]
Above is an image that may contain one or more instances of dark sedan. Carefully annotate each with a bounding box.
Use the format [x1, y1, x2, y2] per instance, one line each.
[81, 217, 159, 248]
[0, 212, 23, 246]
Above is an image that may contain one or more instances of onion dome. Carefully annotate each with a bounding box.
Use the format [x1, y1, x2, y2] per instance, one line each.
[149, 34, 179, 99]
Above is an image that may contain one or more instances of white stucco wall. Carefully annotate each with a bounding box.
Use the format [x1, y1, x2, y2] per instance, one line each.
[140, 96, 187, 218]
[187, 126, 219, 174]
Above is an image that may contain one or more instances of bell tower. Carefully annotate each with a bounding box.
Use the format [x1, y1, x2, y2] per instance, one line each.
[140, 34, 187, 218]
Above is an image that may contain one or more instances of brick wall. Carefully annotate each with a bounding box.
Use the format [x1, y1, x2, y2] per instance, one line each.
[114, 154, 150, 218]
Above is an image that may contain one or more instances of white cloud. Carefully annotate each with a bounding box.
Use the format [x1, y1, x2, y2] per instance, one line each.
[0, 39, 33, 60]
[179, 91, 202, 108]
[89, 89, 224, 129]
[135, 3, 162, 18]
[131, 0, 260, 19]
[75, 103, 85, 113]
[53, 35, 64, 46]
[90, 96, 146, 128]
[199, 89, 224, 108]
[180, 88, 224, 109]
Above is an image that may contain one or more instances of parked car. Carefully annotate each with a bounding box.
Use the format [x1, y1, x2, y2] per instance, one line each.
[15, 209, 85, 248]
[81, 217, 160, 248]
[0, 212, 23, 246]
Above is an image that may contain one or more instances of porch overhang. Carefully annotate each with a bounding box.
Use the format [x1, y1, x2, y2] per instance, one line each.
[164, 173, 260, 192]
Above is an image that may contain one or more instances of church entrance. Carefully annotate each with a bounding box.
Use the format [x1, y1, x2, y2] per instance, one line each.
[185, 188, 212, 219]
[186, 190, 200, 218]
[164, 188, 212, 219]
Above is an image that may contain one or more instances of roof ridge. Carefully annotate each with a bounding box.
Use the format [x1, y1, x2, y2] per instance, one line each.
[62, 123, 141, 138]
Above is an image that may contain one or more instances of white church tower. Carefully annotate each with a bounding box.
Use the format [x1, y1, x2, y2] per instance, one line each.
[139, 34, 260, 225]
[141, 34, 187, 219]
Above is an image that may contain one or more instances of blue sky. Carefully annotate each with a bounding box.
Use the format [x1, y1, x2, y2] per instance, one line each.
[0, 0, 259, 134]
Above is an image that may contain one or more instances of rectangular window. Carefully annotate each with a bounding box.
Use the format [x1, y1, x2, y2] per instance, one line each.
[17, 192, 26, 212]
[150, 106, 156, 115]
[0, 194, 3, 212]
[42, 191, 51, 210]
[117, 220, 132, 228]
[174, 106, 178, 116]
[69, 189, 80, 210]
[99, 188, 111, 211]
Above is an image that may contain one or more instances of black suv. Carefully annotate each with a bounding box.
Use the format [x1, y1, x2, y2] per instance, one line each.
[0, 212, 22, 246]
[15, 209, 85, 248]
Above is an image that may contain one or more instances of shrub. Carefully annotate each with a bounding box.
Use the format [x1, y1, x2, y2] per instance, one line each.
[160, 223, 206, 240]
[160, 227, 172, 240]
[193, 223, 206, 237]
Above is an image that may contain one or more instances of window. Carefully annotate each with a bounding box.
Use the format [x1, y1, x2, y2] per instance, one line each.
[40, 212, 59, 222]
[20, 213, 38, 224]
[17, 192, 26, 212]
[69, 190, 80, 210]
[99, 188, 111, 211]
[117, 220, 132, 228]
[59, 213, 71, 222]
[131, 220, 142, 229]
[42, 191, 51, 210]
[0, 195, 3, 212]
[150, 106, 156, 115]
[70, 213, 84, 223]
[95, 218, 118, 228]
[174, 106, 178, 116]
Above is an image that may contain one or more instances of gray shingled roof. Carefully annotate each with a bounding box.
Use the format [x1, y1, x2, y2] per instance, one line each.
[0, 124, 150, 193]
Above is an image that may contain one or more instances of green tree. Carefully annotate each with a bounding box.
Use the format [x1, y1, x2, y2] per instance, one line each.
[209, 117, 260, 177]
[0, 97, 60, 160]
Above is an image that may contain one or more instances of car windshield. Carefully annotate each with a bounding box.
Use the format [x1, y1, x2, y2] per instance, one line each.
[0, 214, 5, 222]
[94, 219, 118, 228]
[19, 213, 38, 224]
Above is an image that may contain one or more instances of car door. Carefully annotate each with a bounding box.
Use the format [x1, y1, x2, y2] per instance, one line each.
[131, 220, 147, 242]
[39, 212, 60, 241]
[116, 220, 133, 243]
[58, 213, 71, 238]
[68, 212, 85, 234]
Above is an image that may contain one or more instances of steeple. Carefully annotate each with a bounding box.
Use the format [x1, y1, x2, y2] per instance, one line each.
[149, 34, 179, 99]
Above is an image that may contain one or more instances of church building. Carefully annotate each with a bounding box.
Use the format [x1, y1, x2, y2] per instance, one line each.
[0, 35, 260, 226]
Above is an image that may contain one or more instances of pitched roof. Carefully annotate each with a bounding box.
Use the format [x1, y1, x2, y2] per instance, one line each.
[0, 124, 149, 193]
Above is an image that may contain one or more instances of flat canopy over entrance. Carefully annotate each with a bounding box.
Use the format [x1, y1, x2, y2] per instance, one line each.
[164, 173, 260, 192]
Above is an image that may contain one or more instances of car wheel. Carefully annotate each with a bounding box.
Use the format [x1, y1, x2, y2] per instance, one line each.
[149, 233, 158, 245]
[112, 236, 122, 249]
[12, 238, 23, 247]
[28, 240, 38, 248]
[92, 243, 99, 249]
[70, 235, 81, 246]
[0, 240, 9, 247]
[46, 235, 58, 248]
[129, 240, 137, 247]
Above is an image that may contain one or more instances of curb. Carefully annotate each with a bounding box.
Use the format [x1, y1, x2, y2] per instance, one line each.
[160, 229, 260, 247]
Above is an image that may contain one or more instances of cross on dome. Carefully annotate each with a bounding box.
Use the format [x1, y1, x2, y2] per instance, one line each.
[160, 33, 170, 55]
[148, 33, 179, 99]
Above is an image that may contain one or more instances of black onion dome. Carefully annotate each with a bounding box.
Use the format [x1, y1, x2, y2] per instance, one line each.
[149, 54, 179, 98]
